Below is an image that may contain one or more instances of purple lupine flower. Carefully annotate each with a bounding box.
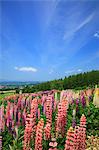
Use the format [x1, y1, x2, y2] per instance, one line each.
[76, 99, 79, 105]
[89, 96, 92, 101]
[8, 121, 12, 133]
[72, 118, 76, 128]
[81, 96, 86, 107]
[72, 99, 74, 104]
[76, 106, 79, 112]
[76, 99, 79, 112]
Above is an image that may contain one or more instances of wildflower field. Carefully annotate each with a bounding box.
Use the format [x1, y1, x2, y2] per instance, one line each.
[0, 88, 99, 150]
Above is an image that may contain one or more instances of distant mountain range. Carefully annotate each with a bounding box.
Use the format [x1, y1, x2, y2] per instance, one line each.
[0, 80, 40, 86]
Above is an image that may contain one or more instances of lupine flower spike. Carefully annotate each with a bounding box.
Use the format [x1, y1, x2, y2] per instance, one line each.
[79, 114, 86, 150]
[35, 118, 44, 150]
[64, 127, 74, 150]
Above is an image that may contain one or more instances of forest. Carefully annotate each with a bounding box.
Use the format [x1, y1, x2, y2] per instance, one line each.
[22, 70, 99, 93]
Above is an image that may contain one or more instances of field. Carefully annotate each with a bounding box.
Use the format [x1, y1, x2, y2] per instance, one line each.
[0, 91, 15, 101]
[0, 88, 99, 150]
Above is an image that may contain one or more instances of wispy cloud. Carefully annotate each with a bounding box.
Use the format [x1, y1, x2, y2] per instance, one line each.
[63, 12, 94, 40]
[14, 67, 37, 72]
[94, 31, 99, 38]
[75, 13, 94, 31]
[65, 69, 82, 74]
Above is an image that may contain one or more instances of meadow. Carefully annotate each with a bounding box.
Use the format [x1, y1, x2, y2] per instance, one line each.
[0, 87, 99, 150]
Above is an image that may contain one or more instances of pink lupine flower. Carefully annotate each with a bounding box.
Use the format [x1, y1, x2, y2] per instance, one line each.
[23, 114, 32, 150]
[44, 123, 51, 140]
[42, 95, 46, 106]
[30, 99, 38, 132]
[10, 104, 14, 120]
[35, 118, 44, 150]
[14, 104, 17, 121]
[73, 126, 80, 150]
[56, 103, 62, 138]
[45, 97, 52, 124]
[43, 102, 46, 114]
[56, 100, 68, 138]
[17, 96, 22, 109]
[18, 111, 21, 126]
[64, 127, 74, 150]
[6, 102, 11, 128]
[38, 108, 40, 120]
[0, 105, 4, 132]
[79, 114, 86, 150]
[49, 138, 58, 150]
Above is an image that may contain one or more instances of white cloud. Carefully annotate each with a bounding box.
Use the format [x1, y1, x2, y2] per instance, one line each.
[77, 69, 82, 72]
[14, 67, 37, 72]
[94, 31, 99, 38]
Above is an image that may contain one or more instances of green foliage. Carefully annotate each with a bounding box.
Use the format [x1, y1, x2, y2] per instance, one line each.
[66, 105, 72, 131]
[42, 139, 49, 150]
[2, 126, 24, 150]
[57, 138, 65, 150]
[2, 128, 13, 150]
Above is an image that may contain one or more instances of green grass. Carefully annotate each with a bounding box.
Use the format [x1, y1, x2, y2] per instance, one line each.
[0, 92, 15, 101]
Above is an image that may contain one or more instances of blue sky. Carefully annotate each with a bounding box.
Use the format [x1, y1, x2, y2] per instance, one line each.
[0, 0, 99, 81]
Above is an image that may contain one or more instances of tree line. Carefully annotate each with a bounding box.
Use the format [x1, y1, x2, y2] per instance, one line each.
[22, 70, 99, 93]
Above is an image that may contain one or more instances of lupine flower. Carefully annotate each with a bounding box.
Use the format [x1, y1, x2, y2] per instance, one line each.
[75, 99, 79, 112]
[18, 111, 21, 126]
[64, 127, 74, 150]
[35, 118, 44, 150]
[22, 108, 26, 126]
[56, 100, 68, 138]
[56, 103, 62, 138]
[38, 108, 40, 120]
[72, 118, 76, 128]
[44, 123, 51, 140]
[45, 97, 52, 124]
[76, 99, 79, 105]
[23, 114, 32, 150]
[49, 138, 58, 150]
[73, 126, 80, 150]
[81, 96, 86, 107]
[72, 109, 76, 128]
[30, 99, 38, 133]
[79, 114, 86, 150]
[6, 102, 11, 128]
[72, 99, 74, 105]
[0, 105, 4, 132]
